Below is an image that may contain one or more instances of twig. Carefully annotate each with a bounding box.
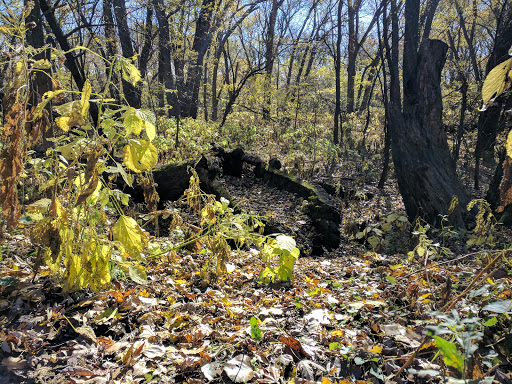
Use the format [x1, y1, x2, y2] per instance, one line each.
[441, 250, 505, 312]
[392, 250, 507, 379]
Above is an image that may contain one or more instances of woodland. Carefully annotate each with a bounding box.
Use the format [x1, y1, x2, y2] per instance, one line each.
[1, 0, 512, 382]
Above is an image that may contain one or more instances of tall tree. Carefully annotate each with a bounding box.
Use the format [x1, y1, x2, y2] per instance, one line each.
[474, 1, 512, 189]
[39, 0, 99, 125]
[25, 0, 53, 146]
[103, 0, 120, 103]
[346, 0, 383, 113]
[153, 0, 177, 117]
[183, 0, 216, 118]
[263, 0, 284, 119]
[387, 0, 469, 226]
[333, 0, 343, 144]
[112, 0, 141, 108]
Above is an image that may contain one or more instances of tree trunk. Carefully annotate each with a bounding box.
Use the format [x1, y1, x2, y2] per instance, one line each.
[153, 0, 177, 117]
[183, 0, 215, 119]
[474, 3, 512, 189]
[346, 0, 359, 114]
[389, 39, 469, 226]
[113, 0, 141, 108]
[139, 7, 153, 80]
[263, 0, 283, 119]
[333, 0, 343, 144]
[211, 52, 221, 121]
[39, 0, 99, 126]
[103, 0, 120, 103]
[26, 0, 53, 147]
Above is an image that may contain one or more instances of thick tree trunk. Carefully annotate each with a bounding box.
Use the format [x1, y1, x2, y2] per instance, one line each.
[183, 0, 215, 119]
[389, 39, 469, 226]
[153, 0, 177, 117]
[475, 3, 512, 189]
[26, 0, 53, 147]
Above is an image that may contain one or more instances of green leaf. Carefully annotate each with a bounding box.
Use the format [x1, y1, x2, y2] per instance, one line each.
[250, 316, 262, 341]
[128, 265, 147, 285]
[386, 275, 396, 285]
[113, 215, 145, 259]
[483, 317, 498, 326]
[482, 57, 512, 106]
[276, 252, 295, 282]
[259, 266, 275, 284]
[381, 222, 392, 232]
[329, 342, 341, 350]
[432, 335, 464, 374]
[122, 139, 158, 173]
[276, 235, 296, 253]
[367, 235, 380, 249]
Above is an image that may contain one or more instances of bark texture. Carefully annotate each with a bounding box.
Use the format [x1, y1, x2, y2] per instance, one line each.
[389, 39, 469, 226]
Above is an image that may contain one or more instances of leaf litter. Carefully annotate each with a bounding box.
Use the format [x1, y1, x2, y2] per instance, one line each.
[0, 175, 512, 383]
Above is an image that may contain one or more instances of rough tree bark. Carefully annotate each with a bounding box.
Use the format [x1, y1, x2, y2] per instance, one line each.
[25, 0, 53, 147]
[103, 0, 120, 103]
[153, 0, 178, 117]
[183, 0, 215, 119]
[388, 0, 469, 227]
[474, 2, 512, 189]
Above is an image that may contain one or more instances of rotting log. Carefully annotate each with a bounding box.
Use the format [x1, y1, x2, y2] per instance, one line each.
[213, 147, 341, 254]
[117, 156, 219, 208]
[122, 147, 341, 255]
[257, 168, 341, 254]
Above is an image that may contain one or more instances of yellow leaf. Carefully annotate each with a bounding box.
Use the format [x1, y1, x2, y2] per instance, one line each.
[32, 59, 52, 70]
[80, 80, 92, 118]
[331, 330, 345, 336]
[55, 105, 83, 132]
[119, 56, 142, 86]
[144, 120, 156, 141]
[482, 57, 512, 106]
[370, 345, 383, 354]
[113, 215, 145, 259]
[123, 108, 143, 136]
[54, 81, 91, 131]
[122, 139, 158, 173]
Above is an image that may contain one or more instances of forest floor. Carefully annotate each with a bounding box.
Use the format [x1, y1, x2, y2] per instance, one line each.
[0, 157, 511, 384]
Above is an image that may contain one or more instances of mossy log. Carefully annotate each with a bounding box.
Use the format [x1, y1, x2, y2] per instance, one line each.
[259, 168, 341, 254]
[118, 156, 218, 208]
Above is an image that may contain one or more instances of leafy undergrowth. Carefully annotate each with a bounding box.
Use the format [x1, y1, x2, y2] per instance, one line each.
[0, 161, 512, 384]
[0, 229, 512, 383]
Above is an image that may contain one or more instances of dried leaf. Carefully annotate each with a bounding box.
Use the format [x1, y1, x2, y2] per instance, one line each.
[224, 355, 254, 383]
